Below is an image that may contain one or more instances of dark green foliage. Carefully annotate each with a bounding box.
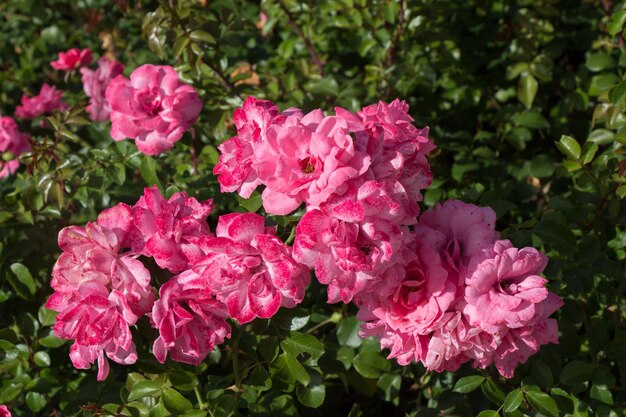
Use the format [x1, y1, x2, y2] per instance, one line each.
[1, 0, 625, 416]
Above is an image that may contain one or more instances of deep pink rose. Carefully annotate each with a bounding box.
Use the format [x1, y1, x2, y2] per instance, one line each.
[255, 110, 371, 214]
[132, 186, 213, 273]
[47, 203, 154, 381]
[464, 239, 563, 333]
[51, 48, 92, 70]
[214, 97, 280, 198]
[193, 213, 310, 323]
[81, 57, 125, 121]
[151, 270, 230, 365]
[106, 64, 202, 155]
[0, 405, 11, 417]
[15, 84, 68, 119]
[0, 116, 30, 178]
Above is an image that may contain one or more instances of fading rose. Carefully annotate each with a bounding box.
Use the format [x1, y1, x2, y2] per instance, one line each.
[193, 213, 310, 323]
[81, 57, 125, 121]
[0, 116, 30, 178]
[151, 270, 230, 365]
[51, 48, 93, 70]
[106, 64, 202, 155]
[15, 84, 68, 119]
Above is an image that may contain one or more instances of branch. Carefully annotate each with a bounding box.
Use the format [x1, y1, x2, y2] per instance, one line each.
[277, 0, 326, 76]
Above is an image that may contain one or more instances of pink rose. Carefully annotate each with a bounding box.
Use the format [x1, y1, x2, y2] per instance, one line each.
[15, 84, 68, 119]
[47, 203, 154, 381]
[214, 96, 281, 198]
[414, 200, 499, 275]
[193, 213, 310, 323]
[255, 110, 371, 214]
[132, 186, 214, 273]
[293, 194, 407, 303]
[464, 239, 563, 333]
[81, 57, 125, 121]
[105, 64, 202, 155]
[51, 48, 92, 70]
[151, 270, 230, 365]
[0, 116, 30, 178]
[0, 405, 11, 417]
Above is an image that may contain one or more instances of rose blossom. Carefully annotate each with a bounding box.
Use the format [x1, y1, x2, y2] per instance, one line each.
[81, 57, 125, 121]
[15, 84, 68, 119]
[151, 270, 230, 365]
[46, 203, 154, 381]
[105, 64, 202, 155]
[214, 96, 280, 198]
[255, 110, 371, 215]
[464, 239, 563, 334]
[0, 116, 30, 178]
[192, 213, 310, 323]
[0, 405, 11, 417]
[132, 186, 214, 273]
[51, 48, 92, 70]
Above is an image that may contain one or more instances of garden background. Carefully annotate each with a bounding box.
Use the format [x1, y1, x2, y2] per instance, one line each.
[0, 0, 625, 416]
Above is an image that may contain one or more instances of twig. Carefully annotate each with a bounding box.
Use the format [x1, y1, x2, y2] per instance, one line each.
[384, 0, 407, 99]
[277, 0, 326, 76]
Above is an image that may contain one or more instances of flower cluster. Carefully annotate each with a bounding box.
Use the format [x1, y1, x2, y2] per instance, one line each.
[15, 84, 68, 120]
[48, 187, 309, 379]
[216, 97, 563, 377]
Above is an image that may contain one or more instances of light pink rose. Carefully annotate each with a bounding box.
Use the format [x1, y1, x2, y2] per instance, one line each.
[464, 239, 563, 333]
[51, 48, 92, 70]
[0, 116, 30, 178]
[132, 186, 213, 273]
[47, 203, 154, 381]
[293, 195, 407, 303]
[192, 213, 310, 323]
[151, 270, 230, 365]
[0, 405, 11, 417]
[214, 97, 280, 198]
[414, 200, 499, 276]
[15, 84, 68, 119]
[105, 64, 202, 155]
[81, 57, 125, 121]
[255, 110, 371, 214]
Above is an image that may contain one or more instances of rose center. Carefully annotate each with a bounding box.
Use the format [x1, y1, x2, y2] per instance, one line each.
[299, 157, 315, 174]
[138, 89, 163, 115]
[500, 279, 518, 294]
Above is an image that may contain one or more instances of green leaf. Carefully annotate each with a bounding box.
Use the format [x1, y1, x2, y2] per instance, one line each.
[590, 384, 613, 405]
[589, 74, 619, 96]
[173, 36, 190, 58]
[481, 379, 505, 405]
[556, 135, 581, 159]
[128, 380, 162, 401]
[271, 353, 311, 386]
[585, 53, 615, 72]
[306, 77, 339, 96]
[518, 73, 538, 109]
[476, 411, 499, 417]
[337, 316, 363, 348]
[296, 374, 325, 408]
[560, 360, 593, 387]
[608, 10, 626, 36]
[281, 331, 324, 359]
[26, 391, 46, 412]
[111, 163, 126, 185]
[34, 351, 51, 367]
[453, 375, 485, 393]
[514, 111, 549, 129]
[248, 365, 272, 391]
[38, 306, 57, 327]
[352, 351, 390, 379]
[6, 263, 36, 299]
[587, 129, 614, 145]
[504, 389, 523, 413]
[237, 190, 263, 212]
[534, 220, 576, 251]
[162, 388, 193, 415]
[526, 391, 559, 417]
[140, 155, 163, 191]
[609, 79, 626, 105]
[38, 334, 65, 348]
[189, 30, 215, 43]
[169, 370, 198, 391]
[581, 142, 598, 165]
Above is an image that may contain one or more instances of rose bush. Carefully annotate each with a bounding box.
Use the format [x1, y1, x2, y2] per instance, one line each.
[0, 1, 624, 417]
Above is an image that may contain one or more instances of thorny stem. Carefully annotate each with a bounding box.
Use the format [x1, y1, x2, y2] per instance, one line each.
[232, 327, 244, 413]
[276, 0, 326, 76]
[194, 387, 206, 410]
